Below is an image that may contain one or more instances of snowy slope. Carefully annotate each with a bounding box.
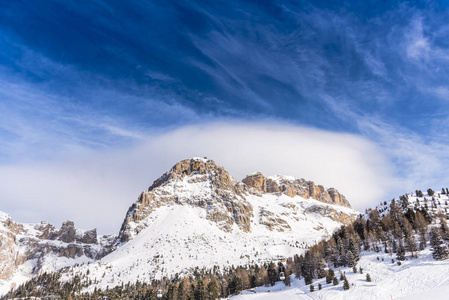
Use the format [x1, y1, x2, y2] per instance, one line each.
[64, 194, 357, 292]
[54, 158, 359, 291]
[230, 188, 449, 300]
[1, 158, 359, 295]
[231, 248, 449, 300]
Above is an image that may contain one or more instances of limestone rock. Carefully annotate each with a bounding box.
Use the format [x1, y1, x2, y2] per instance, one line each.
[117, 158, 354, 246]
[118, 158, 253, 244]
[78, 228, 98, 244]
[242, 173, 351, 208]
[0, 213, 114, 284]
[59, 220, 76, 243]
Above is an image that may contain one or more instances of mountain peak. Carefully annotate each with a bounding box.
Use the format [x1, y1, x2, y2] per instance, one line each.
[118, 158, 247, 243]
[117, 158, 353, 245]
[148, 157, 235, 192]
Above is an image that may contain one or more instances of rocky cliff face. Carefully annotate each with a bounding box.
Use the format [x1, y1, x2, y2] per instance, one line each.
[242, 173, 352, 207]
[60, 158, 359, 289]
[118, 158, 355, 244]
[118, 158, 253, 243]
[0, 212, 115, 291]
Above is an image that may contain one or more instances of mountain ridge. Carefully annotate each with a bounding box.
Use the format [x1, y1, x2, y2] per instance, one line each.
[0, 157, 359, 295]
[117, 157, 352, 244]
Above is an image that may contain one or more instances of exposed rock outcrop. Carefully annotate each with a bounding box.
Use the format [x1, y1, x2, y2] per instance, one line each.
[242, 172, 351, 208]
[118, 158, 355, 243]
[0, 213, 114, 282]
[118, 158, 253, 243]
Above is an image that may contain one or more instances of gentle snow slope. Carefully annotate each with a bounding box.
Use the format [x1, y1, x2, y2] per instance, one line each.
[232, 248, 449, 299]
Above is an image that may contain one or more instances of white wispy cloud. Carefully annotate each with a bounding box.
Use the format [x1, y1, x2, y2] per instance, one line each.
[0, 122, 393, 233]
[405, 17, 431, 60]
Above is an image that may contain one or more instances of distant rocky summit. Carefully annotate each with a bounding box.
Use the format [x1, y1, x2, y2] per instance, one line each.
[0, 212, 115, 294]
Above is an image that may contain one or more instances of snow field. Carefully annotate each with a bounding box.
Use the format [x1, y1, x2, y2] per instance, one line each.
[62, 193, 358, 292]
[232, 247, 449, 299]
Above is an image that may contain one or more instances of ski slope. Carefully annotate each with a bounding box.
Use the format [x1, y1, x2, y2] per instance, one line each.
[232, 248, 449, 300]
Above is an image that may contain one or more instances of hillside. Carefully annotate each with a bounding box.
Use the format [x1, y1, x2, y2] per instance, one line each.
[1, 157, 358, 297]
[63, 158, 359, 291]
[231, 248, 449, 300]
[230, 188, 449, 300]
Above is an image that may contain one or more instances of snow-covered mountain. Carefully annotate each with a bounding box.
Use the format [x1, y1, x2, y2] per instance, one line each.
[0, 212, 115, 295]
[0, 157, 359, 296]
[62, 158, 359, 291]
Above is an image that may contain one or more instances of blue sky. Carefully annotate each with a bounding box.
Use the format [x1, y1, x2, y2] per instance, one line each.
[2, 0, 449, 232]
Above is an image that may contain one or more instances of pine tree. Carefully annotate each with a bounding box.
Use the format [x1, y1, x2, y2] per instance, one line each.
[304, 273, 312, 285]
[338, 247, 347, 267]
[405, 234, 418, 258]
[347, 251, 355, 268]
[348, 238, 360, 262]
[430, 227, 441, 249]
[267, 262, 278, 286]
[237, 268, 250, 290]
[206, 277, 220, 300]
[419, 231, 427, 250]
[440, 244, 449, 260]
[366, 273, 372, 282]
[228, 276, 243, 295]
[167, 284, 178, 300]
[283, 269, 291, 286]
[397, 240, 406, 261]
[310, 284, 314, 292]
[326, 273, 333, 284]
[294, 255, 304, 279]
[392, 240, 398, 253]
[440, 218, 449, 241]
[333, 277, 339, 286]
[343, 277, 350, 290]
[325, 268, 335, 284]
[429, 227, 448, 260]
[256, 266, 269, 286]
